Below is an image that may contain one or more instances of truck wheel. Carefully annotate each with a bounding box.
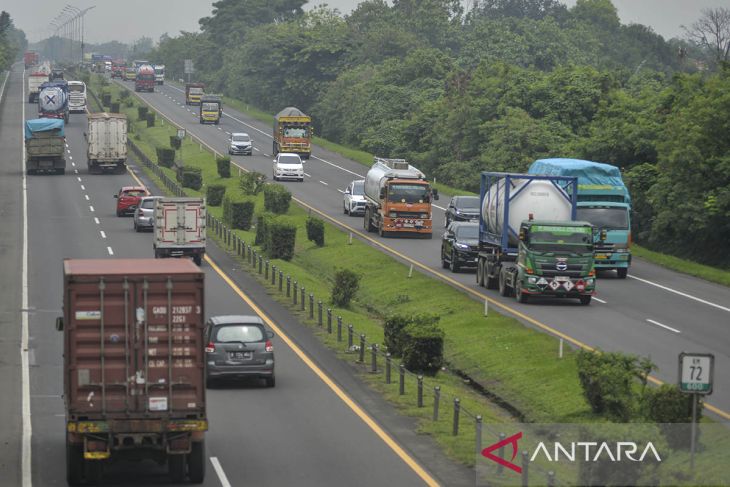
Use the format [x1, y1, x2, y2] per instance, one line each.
[476, 260, 484, 286]
[168, 454, 186, 483]
[265, 375, 276, 387]
[187, 441, 206, 483]
[515, 285, 529, 304]
[66, 442, 84, 486]
[616, 268, 628, 279]
[450, 251, 460, 273]
[193, 255, 202, 266]
[378, 223, 387, 238]
[579, 295, 592, 305]
[498, 271, 511, 297]
[363, 209, 373, 233]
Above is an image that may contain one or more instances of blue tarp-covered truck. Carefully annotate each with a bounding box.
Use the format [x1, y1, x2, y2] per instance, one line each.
[25, 118, 66, 175]
[528, 159, 632, 278]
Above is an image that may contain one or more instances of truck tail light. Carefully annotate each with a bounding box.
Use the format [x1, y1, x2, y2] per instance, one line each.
[588, 269, 596, 277]
[205, 342, 215, 353]
[265, 340, 273, 352]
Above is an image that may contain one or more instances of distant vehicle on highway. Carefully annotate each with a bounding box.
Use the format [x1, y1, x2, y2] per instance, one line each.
[441, 221, 479, 273]
[124, 67, 136, 81]
[205, 315, 276, 387]
[67, 80, 87, 113]
[154, 64, 165, 84]
[229, 132, 252, 155]
[444, 195, 480, 227]
[343, 179, 366, 216]
[199, 94, 222, 124]
[153, 197, 207, 265]
[114, 186, 149, 216]
[133, 195, 162, 231]
[272, 152, 304, 182]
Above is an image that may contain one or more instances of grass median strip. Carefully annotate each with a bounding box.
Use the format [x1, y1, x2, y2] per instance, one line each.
[632, 245, 730, 288]
[90, 75, 600, 466]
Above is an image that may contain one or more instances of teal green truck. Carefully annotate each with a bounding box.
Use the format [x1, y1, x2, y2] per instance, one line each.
[476, 173, 598, 305]
[528, 159, 631, 278]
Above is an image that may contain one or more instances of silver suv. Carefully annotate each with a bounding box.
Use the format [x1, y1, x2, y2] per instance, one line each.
[133, 196, 161, 232]
[205, 316, 275, 387]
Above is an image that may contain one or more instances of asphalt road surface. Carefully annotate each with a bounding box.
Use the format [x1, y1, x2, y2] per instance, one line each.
[0, 65, 476, 486]
[117, 77, 730, 420]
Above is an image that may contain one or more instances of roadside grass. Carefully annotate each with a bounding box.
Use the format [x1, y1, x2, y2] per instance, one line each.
[90, 75, 601, 466]
[633, 244, 730, 288]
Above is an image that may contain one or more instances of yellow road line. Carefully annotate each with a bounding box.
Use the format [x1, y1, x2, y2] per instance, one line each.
[121, 79, 730, 423]
[204, 255, 440, 486]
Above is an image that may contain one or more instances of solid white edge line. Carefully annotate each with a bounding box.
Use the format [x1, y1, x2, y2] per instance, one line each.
[19, 65, 33, 487]
[210, 457, 232, 487]
[107, 246, 114, 256]
[646, 318, 681, 334]
[629, 275, 730, 313]
[593, 297, 607, 304]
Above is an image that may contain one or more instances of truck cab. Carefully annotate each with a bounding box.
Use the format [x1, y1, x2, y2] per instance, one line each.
[199, 95, 222, 124]
[185, 83, 205, 105]
[154, 64, 165, 84]
[67, 81, 87, 113]
[273, 107, 312, 159]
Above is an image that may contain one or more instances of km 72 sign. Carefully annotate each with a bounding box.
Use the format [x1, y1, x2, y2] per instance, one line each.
[679, 352, 714, 395]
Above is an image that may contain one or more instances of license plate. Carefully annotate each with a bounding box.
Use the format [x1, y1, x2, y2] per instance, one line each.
[595, 254, 608, 259]
[555, 276, 570, 282]
[229, 351, 252, 360]
[403, 224, 414, 228]
[469, 219, 479, 223]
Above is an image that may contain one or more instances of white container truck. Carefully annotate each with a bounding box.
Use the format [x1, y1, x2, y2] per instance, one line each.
[153, 198, 207, 266]
[86, 113, 128, 174]
[154, 64, 165, 85]
[67, 81, 87, 113]
[27, 73, 48, 103]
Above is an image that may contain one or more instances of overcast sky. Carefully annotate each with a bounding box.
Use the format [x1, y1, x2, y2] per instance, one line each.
[5, 0, 730, 45]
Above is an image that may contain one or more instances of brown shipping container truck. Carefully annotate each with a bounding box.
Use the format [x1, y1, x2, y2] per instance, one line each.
[58, 259, 207, 485]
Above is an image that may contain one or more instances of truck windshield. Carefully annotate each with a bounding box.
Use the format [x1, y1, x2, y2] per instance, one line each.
[576, 207, 629, 230]
[138, 74, 155, 81]
[189, 87, 203, 95]
[202, 103, 219, 111]
[68, 84, 85, 93]
[283, 126, 308, 138]
[529, 229, 593, 254]
[388, 184, 429, 204]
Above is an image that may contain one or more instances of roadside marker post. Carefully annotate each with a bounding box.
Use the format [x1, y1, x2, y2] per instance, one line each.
[678, 352, 714, 471]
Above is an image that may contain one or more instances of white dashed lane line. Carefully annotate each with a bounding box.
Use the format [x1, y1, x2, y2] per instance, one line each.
[107, 246, 114, 256]
[593, 297, 607, 304]
[94, 217, 100, 225]
[80, 185, 85, 190]
[76, 177, 82, 182]
[336, 189, 345, 194]
[100, 231, 106, 239]
[646, 319, 681, 334]
[84, 195, 89, 201]
[89, 206, 95, 212]
[319, 180, 328, 186]
[304, 173, 312, 178]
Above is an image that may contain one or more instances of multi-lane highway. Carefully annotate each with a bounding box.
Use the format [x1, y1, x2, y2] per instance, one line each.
[116, 76, 730, 418]
[0, 65, 477, 486]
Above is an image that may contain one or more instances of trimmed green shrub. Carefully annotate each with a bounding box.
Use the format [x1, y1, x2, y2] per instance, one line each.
[156, 147, 175, 168]
[255, 212, 274, 249]
[223, 194, 255, 230]
[384, 315, 411, 357]
[401, 322, 444, 373]
[206, 184, 226, 207]
[181, 166, 202, 191]
[119, 89, 130, 100]
[265, 217, 296, 260]
[576, 350, 654, 422]
[306, 217, 325, 247]
[137, 106, 148, 121]
[331, 269, 359, 307]
[239, 171, 267, 195]
[216, 156, 231, 178]
[110, 102, 120, 113]
[146, 112, 156, 127]
[263, 184, 291, 214]
[645, 384, 700, 449]
[101, 92, 111, 107]
[169, 136, 181, 150]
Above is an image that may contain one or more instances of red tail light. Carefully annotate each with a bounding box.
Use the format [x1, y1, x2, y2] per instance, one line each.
[205, 342, 215, 353]
[265, 340, 273, 353]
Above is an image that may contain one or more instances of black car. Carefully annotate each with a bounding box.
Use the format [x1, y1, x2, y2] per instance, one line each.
[444, 196, 480, 227]
[441, 222, 479, 272]
[205, 315, 275, 387]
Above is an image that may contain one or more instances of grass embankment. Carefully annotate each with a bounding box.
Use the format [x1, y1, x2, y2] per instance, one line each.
[91, 76, 598, 466]
[633, 245, 730, 288]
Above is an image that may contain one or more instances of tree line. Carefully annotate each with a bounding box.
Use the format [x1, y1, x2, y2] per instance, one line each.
[146, 0, 730, 266]
[0, 11, 26, 70]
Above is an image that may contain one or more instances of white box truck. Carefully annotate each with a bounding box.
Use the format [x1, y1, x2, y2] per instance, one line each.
[153, 198, 207, 266]
[86, 113, 127, 174]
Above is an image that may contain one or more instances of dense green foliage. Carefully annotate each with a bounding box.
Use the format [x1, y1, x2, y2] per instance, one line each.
[263, 184, 292, 214]
[216, 156, 231, 178]
[383, 314, 443, 373]
[0, 12, 26, 70]
[239, 171, 267, 195]
[181, 166, 202, 190]
[223, 194, 255, 230]
[206, 184, 227, 206]
[148, 0, 729, 265]
[156, 147, 175, 168]
[331, 268, 359, 307]
[265, 217, 297, 260]
[305, 216, 325, 246]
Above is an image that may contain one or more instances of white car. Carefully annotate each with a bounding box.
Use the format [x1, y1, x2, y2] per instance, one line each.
[343, 179, 366, 215]
[229, 132, 253, 155]
[272, 153, 304, 182]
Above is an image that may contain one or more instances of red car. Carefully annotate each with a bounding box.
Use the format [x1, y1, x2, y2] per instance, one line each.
[115, 186, 149, 216]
